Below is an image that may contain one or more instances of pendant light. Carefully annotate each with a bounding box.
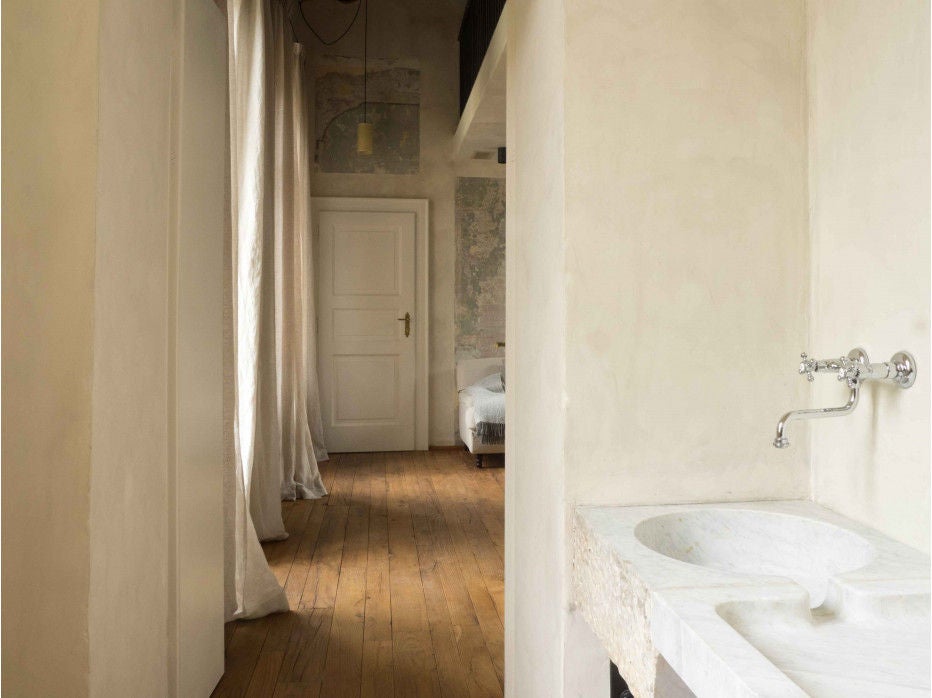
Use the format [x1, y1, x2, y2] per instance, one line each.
[356, 0, 373, 155]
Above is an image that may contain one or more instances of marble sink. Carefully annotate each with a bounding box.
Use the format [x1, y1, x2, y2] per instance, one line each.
[571, 501, 931, 697]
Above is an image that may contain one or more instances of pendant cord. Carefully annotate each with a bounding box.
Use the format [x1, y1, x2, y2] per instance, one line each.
[363, 0, 368, 123]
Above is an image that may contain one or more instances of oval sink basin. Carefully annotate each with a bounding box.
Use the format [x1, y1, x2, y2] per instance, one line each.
[634, 509, 875, 606]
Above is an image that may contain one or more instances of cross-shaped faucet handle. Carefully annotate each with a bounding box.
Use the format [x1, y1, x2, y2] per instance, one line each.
[837, 355, 864, 388]
[799, 352, 816, 382]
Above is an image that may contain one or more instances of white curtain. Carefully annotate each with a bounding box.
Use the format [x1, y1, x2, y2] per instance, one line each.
[225, 0, 327, 621]
[273, 15, 329, 505]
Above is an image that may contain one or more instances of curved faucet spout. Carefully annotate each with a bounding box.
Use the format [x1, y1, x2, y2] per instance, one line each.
[773, 385, 859, 448]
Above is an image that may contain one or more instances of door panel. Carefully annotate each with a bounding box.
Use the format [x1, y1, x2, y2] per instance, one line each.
[318, 210, 417, 452]
[333, 355, 399, 421]
[332, 309, 398, 339]
[332, 228, 401, 294]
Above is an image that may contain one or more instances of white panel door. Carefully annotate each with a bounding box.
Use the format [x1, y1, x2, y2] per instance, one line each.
[318, 210, 417, 451]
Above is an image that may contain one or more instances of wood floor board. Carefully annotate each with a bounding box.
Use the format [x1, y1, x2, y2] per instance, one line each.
[244, 650, 285, 698]
[319, 565, 367, 697]
[327, 451, 359, 507]
[317, 452, 341, 493]
[360, 639, 394, 698]
[214, 450, 504, 698]
[449, 622, 504, 698]
[429, 455, 506, 684]
[276, 605, 332, 688]
[418, 564, 472, 698]
[388, 452, 441, 697]
[301, 503, 349, 609]
[213, 616, 274, 697]
[281, 503, 327, 607]
[410, 451, 503, 693]
[264, 499, 314, 586]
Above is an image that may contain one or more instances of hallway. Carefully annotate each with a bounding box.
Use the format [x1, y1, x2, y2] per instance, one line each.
[212, 450, 505, 697]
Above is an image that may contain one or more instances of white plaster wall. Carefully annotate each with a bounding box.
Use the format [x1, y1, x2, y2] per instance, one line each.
[1, 2, 100, 694]
[173, 0, 227, 692]
[507, 2, 811, 694]
[505, 0, 567, 695]
[90, 1, 226, 693]
[4, 3, 224, 694]
[455, 159, 506, 179]
[562, 0, 810, 507]
[509, 1, 929, 694]
[808, 0, 931, 553]
[88, 1, 176, 694]
[563, 609, 610, 697]
[302, 0, 462, 445]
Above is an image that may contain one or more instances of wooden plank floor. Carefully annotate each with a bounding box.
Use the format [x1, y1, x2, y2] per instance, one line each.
[212, 449, 505, 698]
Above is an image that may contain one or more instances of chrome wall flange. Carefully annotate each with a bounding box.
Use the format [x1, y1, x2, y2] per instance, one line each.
[890, 351, 917, 388]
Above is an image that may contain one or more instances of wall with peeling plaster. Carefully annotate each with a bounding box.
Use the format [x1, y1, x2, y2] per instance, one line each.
[314, 57, 421, 175]
[455, 177, 506, 360]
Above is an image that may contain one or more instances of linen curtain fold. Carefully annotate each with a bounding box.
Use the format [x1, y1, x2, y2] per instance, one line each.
[225, 0, 327, 621]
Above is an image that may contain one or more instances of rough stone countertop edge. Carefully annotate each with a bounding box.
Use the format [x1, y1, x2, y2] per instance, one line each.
[570, 500, 931, 698]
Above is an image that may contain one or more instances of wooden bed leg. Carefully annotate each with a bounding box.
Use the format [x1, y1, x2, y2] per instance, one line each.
[475, 454, 483, 468]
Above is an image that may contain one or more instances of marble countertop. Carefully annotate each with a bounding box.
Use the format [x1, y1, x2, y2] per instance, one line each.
[571, 500, 931, 698]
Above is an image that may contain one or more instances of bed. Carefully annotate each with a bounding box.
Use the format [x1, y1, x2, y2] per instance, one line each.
[457, 358, 505, 467]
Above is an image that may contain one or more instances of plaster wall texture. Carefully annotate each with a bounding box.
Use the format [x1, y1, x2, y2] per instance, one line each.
[808, 0, 931, 553]
[314, 57, 420, 175]
[561, 0, 810, 506]
[505, 0, 568, 695]
[507, 2, 930, 694]
[168, 1, 227, 692]
[4, 2, 225, 694]
[303, 0, 463, 445]
[507, 0, 811, 694]
[1, 2, 100, 694]
[88, 2, 177, 693]
[456, 158, 507, 179]
[455, 176, 506, 360]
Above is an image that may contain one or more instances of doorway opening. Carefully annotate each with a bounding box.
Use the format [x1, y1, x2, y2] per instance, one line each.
[215, 0, 507, 695]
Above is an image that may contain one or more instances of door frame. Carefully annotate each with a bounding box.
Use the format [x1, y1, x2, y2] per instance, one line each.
[312, 197, 429, 451]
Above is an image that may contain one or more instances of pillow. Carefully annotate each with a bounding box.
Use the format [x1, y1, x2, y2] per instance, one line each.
[472, 372, 504, 393]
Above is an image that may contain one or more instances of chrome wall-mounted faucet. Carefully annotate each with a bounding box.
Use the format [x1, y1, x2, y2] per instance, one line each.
[773, 347, 917, 448]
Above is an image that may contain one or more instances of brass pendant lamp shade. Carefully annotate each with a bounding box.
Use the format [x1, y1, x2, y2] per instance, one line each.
[357, 122, 373, 155]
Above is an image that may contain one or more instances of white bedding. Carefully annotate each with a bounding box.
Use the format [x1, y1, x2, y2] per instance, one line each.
[457, 358, 506, 456]
[460, 373, 505, 444]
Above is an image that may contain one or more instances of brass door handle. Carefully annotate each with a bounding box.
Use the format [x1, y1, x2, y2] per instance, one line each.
[397, 312, 411, 337]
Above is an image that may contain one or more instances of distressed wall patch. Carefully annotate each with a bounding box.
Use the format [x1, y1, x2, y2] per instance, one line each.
[455, 177, 505, 360]
[314, 57, 420, 175]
